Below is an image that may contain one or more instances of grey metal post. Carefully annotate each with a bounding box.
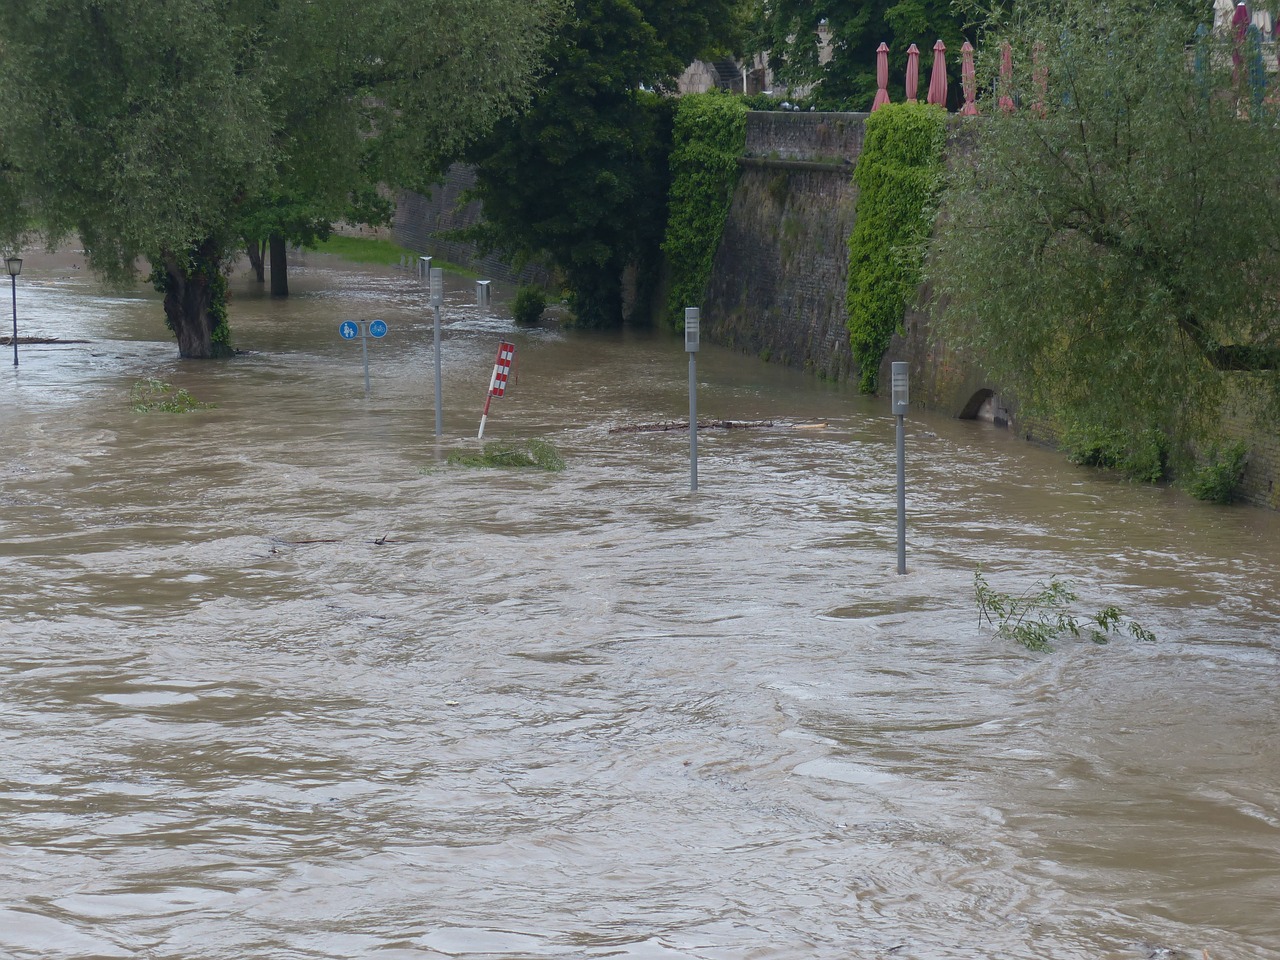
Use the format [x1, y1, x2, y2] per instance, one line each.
[431, 268, 444, 436]
[689, 353, 698, 492]
[9, 274, 16, 367]
[361, 321, 370, 398]
[685, 307, 700, 492]
[891, 361, 909, 574]
[896, 413, 905, 574]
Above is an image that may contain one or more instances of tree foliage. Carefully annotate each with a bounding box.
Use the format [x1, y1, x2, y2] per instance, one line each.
[746, 0, 970, 109]
[929, 0, 1280, 461]
[846, 102, 946, 393]
[0, 0, 563, 356]
[662, 92, 748, 330]
[464, 0, 739, 328]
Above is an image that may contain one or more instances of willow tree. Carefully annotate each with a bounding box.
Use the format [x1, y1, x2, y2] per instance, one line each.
[0, 0, 563, 358]
[929, 0, 1280, 467]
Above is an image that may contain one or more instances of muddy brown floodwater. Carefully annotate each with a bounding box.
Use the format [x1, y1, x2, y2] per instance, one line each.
[1, 250, 1278, 960]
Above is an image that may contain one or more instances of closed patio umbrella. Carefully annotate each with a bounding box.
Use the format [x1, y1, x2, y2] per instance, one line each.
[961, 41, 978, 115]
[873, 42, 891, 111]
[927, 40, 948, 106]
[1000, 41, 1015, 113]
[906, 44, 920, 102]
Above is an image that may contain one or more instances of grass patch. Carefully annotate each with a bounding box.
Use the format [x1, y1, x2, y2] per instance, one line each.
[308, 235, 416, 266]
[308, 235, 478, 277]
[447, 440, 565, 472]
[130, 379, 213, 413]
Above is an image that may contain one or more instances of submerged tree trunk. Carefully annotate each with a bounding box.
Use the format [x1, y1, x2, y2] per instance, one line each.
[269, 232, 289, 297]
[157, 241, 233, 359]
[245, 238, 265, 282]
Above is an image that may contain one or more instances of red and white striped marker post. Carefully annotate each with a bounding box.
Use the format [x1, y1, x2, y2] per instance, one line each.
[478, 340, 515, 439]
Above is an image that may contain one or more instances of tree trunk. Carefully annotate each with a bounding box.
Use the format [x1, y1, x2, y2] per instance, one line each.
[159, 244, 232, 359]
[245, 239, 265, 282]
[269, 232, 289, 297]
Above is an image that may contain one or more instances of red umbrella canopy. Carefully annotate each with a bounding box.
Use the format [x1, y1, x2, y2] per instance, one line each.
[906, 44, 920, 102]
[927, 40, 948, 106]
[1233, 1, 1251, 75]
[999, 40, 1015, 113]
[873, 41, 891, 111]
[961, 41, 978, 115]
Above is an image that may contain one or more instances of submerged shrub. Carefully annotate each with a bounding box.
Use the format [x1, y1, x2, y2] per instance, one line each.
[975, 569, 1156, 652]
[447, 439, 565, 472]
[1186, 441, 1248, 504]
[512, 286, 547, 325]
[130, 379, 213, 413]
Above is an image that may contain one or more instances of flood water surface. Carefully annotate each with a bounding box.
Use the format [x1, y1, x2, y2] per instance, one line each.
[1, 252, 1278, 960]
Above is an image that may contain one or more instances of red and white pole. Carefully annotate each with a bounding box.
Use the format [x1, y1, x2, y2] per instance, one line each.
[478, 341, 515, 439]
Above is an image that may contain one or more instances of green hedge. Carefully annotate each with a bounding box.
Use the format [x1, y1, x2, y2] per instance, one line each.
[846, 103, 946, 393]
[661, 92, 748, 330]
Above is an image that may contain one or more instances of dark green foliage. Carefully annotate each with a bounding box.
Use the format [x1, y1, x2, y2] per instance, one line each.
[662, 93, 748, 330]
[930, 0, 1280, 467]
[746, 0, 970, 110]
[1187, 441, 1249, 504]
[512, 286, 548, 325]
[465, 0, 738, 329]
[1060, 420, 1168, 484]
[975, 569, 1156, 652]
[448, 440, 565, 471]
[846, 103, 946, 393]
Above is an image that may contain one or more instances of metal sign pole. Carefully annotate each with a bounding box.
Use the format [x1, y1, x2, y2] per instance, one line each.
[431, 268, 444, 436]
[361, 321, 370, 398]
[685, 307, 700, 492]
[433, 304, 443, 436]
[891, 361, 909, 575]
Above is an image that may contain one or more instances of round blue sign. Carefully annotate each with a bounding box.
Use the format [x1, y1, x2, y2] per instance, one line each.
[339, 321, 359, 340]
[369, 319, 388, 339]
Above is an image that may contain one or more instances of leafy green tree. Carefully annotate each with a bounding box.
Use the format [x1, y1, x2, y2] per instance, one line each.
[746, 0, 969, 109]
[464, 0, 739, 328]
[0, 0, 562, 357]
[929, 0, 1280, 466]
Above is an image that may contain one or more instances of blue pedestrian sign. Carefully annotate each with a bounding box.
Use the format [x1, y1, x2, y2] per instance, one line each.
[369, 319, 388, 339]
[339, 321, 359, 340]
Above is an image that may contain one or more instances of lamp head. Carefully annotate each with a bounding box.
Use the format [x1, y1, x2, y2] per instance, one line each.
[5, 257, 21, 277]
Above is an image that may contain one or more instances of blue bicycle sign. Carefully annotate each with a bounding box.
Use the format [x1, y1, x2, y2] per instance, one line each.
[369, 319, 388, 339]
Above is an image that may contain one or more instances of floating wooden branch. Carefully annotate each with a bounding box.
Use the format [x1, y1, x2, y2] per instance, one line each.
[0, 336, 90, 345]
[609, 419, 781, 434]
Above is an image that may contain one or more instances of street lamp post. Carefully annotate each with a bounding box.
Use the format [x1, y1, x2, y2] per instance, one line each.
[6, 257, 21, 367]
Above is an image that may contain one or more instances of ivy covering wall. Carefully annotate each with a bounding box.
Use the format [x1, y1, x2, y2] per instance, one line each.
[846, 103, 946, 392]
[662, 92, 748, 330]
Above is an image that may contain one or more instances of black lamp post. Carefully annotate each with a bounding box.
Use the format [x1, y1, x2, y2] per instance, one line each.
[5, 257, 21, 367]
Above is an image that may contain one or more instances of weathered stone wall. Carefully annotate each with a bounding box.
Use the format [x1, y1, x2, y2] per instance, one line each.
[1225, 392, 1280, 509]
[391, 167, 552, 286]
[701, 112, 865, 381]
[744, 111, 866, 161]
[705, 159, 857, 380]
